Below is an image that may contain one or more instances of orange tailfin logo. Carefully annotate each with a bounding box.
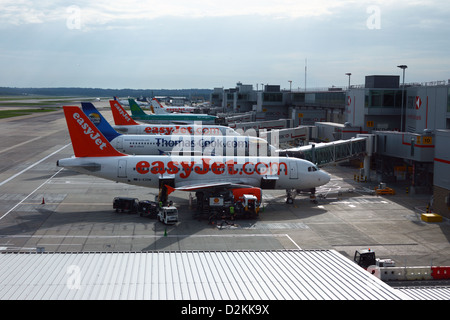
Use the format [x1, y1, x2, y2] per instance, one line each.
[63, 106, 125, 158]
[109, 100, 139, 125]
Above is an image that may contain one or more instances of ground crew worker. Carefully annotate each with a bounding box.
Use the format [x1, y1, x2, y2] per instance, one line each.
[230, 206, 235, 220]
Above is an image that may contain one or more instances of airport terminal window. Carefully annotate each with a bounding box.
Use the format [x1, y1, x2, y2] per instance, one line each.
[263, 93, 282, 102]
[366, 89, 402, 108]
[292, 93, 305, 103]
[382, 90, 395, 107]
[448, 88, 450, 112]
[367, 90, 382, 107]
[315, 92, 346, 105]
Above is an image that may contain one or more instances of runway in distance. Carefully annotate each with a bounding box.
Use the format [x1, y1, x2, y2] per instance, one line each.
[109, 99, 240, 136]
[128, 99, 218, 124]
[82, 102, 275, 156]
[57, 106, 330, 202]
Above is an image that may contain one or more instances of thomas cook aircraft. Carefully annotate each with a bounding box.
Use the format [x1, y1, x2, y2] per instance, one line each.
[82, 102, 274, 157]
[57, 106, 330, 204]
[109, 99, 240, 136]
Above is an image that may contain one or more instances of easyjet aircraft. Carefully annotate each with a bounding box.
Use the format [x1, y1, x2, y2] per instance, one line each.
[82, 102, 274, 156]
[150, 98, 196, 114]
[129, 99, 217, 124]
[109, 99, 240, 136]
[57, 106, 330, 204]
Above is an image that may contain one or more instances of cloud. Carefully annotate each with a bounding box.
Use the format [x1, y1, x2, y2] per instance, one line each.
[1, 0, 449, 88]
[0, 0, 356, 28]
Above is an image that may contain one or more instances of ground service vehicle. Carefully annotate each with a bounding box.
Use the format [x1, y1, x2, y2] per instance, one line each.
[157, 206, 179, 224]
[374, 182, 396, 195]
[138, 200, 158, 217]
[354, 248, 395, 269]
[113, 197, 139, 213]
[195, 187, 262, 221]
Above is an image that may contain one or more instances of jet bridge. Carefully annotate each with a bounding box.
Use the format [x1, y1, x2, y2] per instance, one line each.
[279, 134, 374, 168]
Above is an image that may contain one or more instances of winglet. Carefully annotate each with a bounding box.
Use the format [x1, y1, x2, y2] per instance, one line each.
[81, 102, 121, 142]
[63, 106, 126, 158]
[109, 100, 140, 125]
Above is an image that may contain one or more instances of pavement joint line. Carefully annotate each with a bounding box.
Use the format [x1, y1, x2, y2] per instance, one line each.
[0, 143, 70, 187]
[0, 130, 61, 155]
[0, 168, 64, 221]
[0, 233, 297, 239]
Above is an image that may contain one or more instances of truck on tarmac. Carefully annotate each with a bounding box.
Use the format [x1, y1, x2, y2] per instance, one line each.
[157, 206, 179, 225]
[354, 248, 395, 269]
[195, 187, 262, 221]
[113, 197, 139, 213]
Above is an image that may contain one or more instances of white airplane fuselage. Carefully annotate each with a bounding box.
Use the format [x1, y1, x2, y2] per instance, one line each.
[57, 155, 330, 191]
[109, 134, 275, 156]
[112, 124, 240, 136]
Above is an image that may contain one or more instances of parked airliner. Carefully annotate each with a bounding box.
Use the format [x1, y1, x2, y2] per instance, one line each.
[57, 106, 330, 204]
[109, 99, 240, 136]
[151, 98, 196, 114]
[129, 99, 218, 124]
[82, 102, 273, 156]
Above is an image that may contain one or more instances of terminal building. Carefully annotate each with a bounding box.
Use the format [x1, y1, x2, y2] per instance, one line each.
[211, 76, 450, 218]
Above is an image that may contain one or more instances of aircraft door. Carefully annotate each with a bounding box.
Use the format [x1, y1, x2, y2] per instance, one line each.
[118, 159, 127, 178]
[116, 136, 123, 149]
[289, 161, 298, 179]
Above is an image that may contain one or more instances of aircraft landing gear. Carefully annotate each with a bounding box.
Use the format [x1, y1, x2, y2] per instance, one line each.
[285, 188, 318, 205]
[286, 189, 296, 204]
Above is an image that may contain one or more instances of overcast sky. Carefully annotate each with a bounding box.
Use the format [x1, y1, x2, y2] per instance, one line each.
[0, 0, 449, 90]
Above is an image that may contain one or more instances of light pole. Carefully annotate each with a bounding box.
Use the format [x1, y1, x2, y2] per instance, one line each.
[397, 65, 407, 132]
[345, 73, 351, 89]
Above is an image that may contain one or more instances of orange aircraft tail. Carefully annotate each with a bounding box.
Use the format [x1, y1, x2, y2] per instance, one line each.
[109, 100, 140, 125]
[63, 106, 126, 158]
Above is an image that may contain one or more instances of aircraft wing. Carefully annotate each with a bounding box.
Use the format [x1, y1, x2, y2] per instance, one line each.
[166, 182, 253, 194]
[170, 120, 192, 125]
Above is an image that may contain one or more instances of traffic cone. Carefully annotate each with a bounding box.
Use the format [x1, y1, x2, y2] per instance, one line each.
[41, 197, 45, 205]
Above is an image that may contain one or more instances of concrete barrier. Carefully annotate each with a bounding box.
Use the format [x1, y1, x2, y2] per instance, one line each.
[378, 267, 433, 281]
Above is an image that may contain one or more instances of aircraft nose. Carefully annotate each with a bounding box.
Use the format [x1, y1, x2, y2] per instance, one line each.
[320, 171, 331, 185]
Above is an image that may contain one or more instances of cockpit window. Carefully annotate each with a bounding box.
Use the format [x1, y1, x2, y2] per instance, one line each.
[308, 166, 319, 172]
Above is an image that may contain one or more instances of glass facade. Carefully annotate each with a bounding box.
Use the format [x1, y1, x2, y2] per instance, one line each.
[448, 87, 450, 112]
[315, 92, 346, 105]
[237, 93, 248, 100]
[365, 89, 403, 108]
[263, 92, 282, 102]
[291, 92, 305, 103]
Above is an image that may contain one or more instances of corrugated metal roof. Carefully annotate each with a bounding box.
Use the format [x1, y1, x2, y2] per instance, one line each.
[0, 250, 407, 300]
[395, 287, 450, 300]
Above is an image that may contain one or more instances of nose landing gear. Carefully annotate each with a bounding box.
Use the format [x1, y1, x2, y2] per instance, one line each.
[285, 188, 317, 205]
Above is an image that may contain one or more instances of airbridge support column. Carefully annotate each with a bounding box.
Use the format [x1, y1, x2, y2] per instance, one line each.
[357, 134, 375, 182]
[364, 155, 371, 182]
